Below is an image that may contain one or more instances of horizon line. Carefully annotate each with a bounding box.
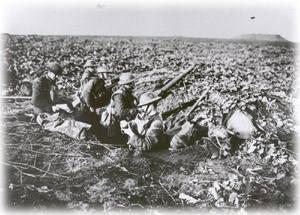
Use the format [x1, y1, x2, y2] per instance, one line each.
[1, 32, 295, 43]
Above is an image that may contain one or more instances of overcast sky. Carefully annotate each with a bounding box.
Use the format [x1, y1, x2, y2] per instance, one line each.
[0, 0, 299, 42]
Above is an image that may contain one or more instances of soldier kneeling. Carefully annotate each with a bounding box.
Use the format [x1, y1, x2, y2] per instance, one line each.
[121, 92, 168, 152]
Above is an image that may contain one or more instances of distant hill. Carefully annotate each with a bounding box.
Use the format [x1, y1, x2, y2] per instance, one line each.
[234, 34, 290, 42]
[1, 33, 294, 44]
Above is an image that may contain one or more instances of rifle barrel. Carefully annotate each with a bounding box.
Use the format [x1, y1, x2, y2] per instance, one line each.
[185, 87, 210, 117]
[1, 96, 31, 100]
[161, 98, 198, 120]
[155, 64, 197, 97]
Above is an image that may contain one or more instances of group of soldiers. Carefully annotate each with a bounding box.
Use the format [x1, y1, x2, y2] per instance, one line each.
[31, 60, 256, 158]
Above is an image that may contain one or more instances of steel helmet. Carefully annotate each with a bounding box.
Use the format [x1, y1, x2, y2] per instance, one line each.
[84, 60, 97, 68]
[97, 66, 111, 73]
[46, 62, 63, 75]
[138, 92, 161, 107]
[118, 72, 135, 85]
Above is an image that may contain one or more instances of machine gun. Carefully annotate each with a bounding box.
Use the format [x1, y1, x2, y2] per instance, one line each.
[153, 64, 202, 98]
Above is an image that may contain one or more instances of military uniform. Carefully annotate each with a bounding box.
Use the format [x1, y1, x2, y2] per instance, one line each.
[112, 85, 137, 121]
[99, 72, 138, 143]
[121, 92, 167, 151]
[31, 75, 56, 113]
[80, 60, 98, 91]
[80, 77, 110, 109]
[169, 108, 256, 156]
[101, 86, 137, 143]
[169, 121, 208, 150]
[80, 69, 95, 89]
[31, 62, 63, 114]
[127, 113, 167, 151]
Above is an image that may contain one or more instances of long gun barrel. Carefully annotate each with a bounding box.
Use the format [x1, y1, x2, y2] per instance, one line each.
[162, 87, 210, 122]
[154, 64, 198, 98]
[161, 98, 198, 120]
[164, 87, 209, 136]
[1, 96, 31, 100]
[184, 87, 210, 118]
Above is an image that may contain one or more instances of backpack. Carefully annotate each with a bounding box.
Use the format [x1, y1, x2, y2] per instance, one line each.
[100, 90, 122, 137]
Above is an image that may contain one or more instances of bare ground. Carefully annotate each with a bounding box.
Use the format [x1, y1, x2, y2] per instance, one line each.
[2, 99, 296, 212]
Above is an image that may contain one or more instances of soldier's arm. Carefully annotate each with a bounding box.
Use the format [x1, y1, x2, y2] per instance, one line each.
[127, 120, 163, 151]
[169, 121, 194, 150]
[113, 94, 137, 121]
[31, 78, 39, 103]
[50, 88, 55, 102]
[81, 80, 94, 108]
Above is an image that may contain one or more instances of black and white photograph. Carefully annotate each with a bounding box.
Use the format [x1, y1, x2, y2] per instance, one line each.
[0, 0, 299, 213]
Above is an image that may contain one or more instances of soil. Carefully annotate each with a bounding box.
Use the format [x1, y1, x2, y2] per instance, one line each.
[3, 99, 296, 212]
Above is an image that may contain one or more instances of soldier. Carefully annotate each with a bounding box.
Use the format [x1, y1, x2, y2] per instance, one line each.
[169, 108, 256, 159]
[220, 109, 256, 154]
[121, 92, 167, 151]
[100, 72, 138, 143]
[168, 116, 208, 151]
[78, 77, 110, 113]
[72, 77, 108, 140]
[31, 62, 63, 114]
[97, 66, 110, 82]
[80, 60, 97, 89]
[113, 72, 138, 121]
[96, 65, 118, 101]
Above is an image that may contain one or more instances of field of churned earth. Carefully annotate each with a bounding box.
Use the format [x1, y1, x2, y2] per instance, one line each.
[1, 34, 298, 212]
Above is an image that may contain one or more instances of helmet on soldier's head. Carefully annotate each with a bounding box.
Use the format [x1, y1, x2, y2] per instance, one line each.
[84, 60, 97, 68]
[118, 72, 135, 85]
[97, 66, 111, 73]
[46, 62, 63, 75]
[138, 92, 161, 107]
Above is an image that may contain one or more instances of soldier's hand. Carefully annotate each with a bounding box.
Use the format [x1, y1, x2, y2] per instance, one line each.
[120, 120, 129, 129]
[52, 105, 59, 112]
[89, 107, 96, 113]
[123, 126, 135, 137]
[121, 121, 134, 137]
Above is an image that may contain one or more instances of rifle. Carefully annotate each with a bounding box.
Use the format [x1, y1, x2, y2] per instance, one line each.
[1, 96, 31, 100]
[154, 64, 199, 98]
[164, 87, 210, 134]
[161, 98, 198, 120]
[162, 87, 210, 120]
[184, 87, 210, 118]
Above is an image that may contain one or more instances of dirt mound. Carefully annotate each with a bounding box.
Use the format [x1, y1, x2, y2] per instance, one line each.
[234, 34, 290, 42]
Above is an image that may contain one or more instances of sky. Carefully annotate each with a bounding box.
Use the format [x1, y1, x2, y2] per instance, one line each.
[0, 0, 299, 42]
